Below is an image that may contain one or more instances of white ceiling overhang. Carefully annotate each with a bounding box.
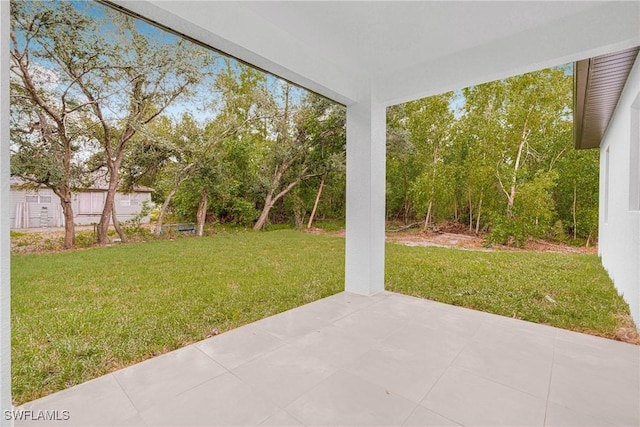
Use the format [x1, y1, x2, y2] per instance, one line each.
[111, 1, 640, 107]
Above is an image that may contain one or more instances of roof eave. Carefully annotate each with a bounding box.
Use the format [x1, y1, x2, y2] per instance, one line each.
[574, 46, 640, 150]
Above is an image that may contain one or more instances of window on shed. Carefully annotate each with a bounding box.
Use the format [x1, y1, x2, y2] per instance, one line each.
[26, 194, 51, 203]
[78, 192, 105, 214]
[120, 194, 131, 207]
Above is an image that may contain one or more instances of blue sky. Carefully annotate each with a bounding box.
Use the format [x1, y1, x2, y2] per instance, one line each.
[63, 0, 308, 124]
[24, 1, 573, 123]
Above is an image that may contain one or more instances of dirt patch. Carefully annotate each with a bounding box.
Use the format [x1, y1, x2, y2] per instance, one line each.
[612, 314, 640, 345]
[385, 227, 597, 255]
[304, 227, 327, 235]
[388, 231, 490, 251]
[313, 223, 596, 254]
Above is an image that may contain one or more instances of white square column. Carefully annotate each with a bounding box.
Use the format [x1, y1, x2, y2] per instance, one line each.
[0, 0, 12, 423]
[345, 99, 386, 295]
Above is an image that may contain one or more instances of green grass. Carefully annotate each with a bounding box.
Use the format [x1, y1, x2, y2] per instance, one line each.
[11, 232, 634, 405]
[11, 230, 344, 405]
[386, 243, 631, 335]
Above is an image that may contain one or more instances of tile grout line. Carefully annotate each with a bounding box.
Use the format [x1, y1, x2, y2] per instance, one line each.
[418, 316, 552, 426]
[192, 343, 234, 375]
[193, 329, 288, 371]
[223, 357, 332, 424]
[110, 373, 145, 422]
[397, 314, 482, 421]
[255, 405, 307, 427]
[399, 402, 423, 427]
[166, 346, 241, 400]
[416, 320, 486, 425]
[542, 329, 559, 427]
[446, 324, 557, 401]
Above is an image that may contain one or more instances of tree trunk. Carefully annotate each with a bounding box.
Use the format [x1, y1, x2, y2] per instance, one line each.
[254, 192, 274, 230]
[196, 187, 209, 237]
[403, 171, 409, 224]
[156, 186, 181, 236]
[154, 166, 196, 235]
[506, 107, 532, 218]
[572, 184, 577, 240]
[111, 202, 126, 242]
[403, 200, 412, 224]
[423, 142, 438, 233]
[423, 200, 433, 232]
[454, 195, 458, 222]
[97, 181, 118, 244]
[254, 170, 308, 231]
[60, 189, 75, 249]
[294, 208, 305, 230]
[507, 136, 526, 218]
[307, 174, 326, 229]
[468, 188, 473, 232]
[475, 194, 483, 235]
[97, 160, 122, 244]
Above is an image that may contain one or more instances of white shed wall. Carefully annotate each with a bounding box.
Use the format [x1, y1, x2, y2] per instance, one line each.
[599, 55, 640, 327]
[9, 189, 152, 229]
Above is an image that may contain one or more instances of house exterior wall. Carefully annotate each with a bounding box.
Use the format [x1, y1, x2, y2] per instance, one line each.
[598, 55, 640, 327]
[9, 188, 152, 229]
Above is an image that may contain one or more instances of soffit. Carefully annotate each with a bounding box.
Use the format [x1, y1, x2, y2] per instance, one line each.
[574, 46, 640, 149]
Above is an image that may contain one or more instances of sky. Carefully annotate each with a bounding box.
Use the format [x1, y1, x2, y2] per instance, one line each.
[19, 0, 573, 125]
[21, 0, 310, 125]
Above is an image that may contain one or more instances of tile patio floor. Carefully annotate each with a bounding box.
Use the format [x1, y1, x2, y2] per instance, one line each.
[16, 291, 640, 426]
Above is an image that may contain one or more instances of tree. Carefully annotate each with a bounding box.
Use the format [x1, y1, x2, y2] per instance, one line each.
[152, 113, 205, 235]
[554, 149, 599, 242]
[298, 95, 345, 229]
[155, 62, 267, 234]
[10, 0, 101, 248]
[10, 0, 208, 245]
[490, 68, 571, 244]
[79, 8, 207, 243]
[404, 93, 455, 231]
[386, 104, 415, 223]
[457, 81, 508, 234]
[385, 65, 582, 245]
[253, 84, 332, 230]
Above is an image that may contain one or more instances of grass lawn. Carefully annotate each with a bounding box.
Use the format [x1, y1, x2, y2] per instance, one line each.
[11, 230, 344, 405]
[386, 243, 633, 337]
[11, 230, 634, 405]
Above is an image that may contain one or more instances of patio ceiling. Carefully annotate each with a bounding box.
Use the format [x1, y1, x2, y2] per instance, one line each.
[110, 1, 640, 106]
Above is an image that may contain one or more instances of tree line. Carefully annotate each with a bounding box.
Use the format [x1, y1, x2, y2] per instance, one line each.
[10, 0, 599, 250]
[387, 67, 599, 246]
[9, 0, 345, 249]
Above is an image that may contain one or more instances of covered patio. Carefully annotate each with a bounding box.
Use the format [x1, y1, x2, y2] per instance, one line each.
[16, 291, 640, 426]
[2, 2, 640, 426]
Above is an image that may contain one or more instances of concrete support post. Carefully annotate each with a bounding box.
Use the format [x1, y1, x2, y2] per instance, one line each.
[1, 0, 12, 424]
[345, 98, 386, 295]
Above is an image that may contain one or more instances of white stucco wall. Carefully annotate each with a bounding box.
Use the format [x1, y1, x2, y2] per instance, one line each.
[598, 55, 640, 328]
[0, 0, 11, 422]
